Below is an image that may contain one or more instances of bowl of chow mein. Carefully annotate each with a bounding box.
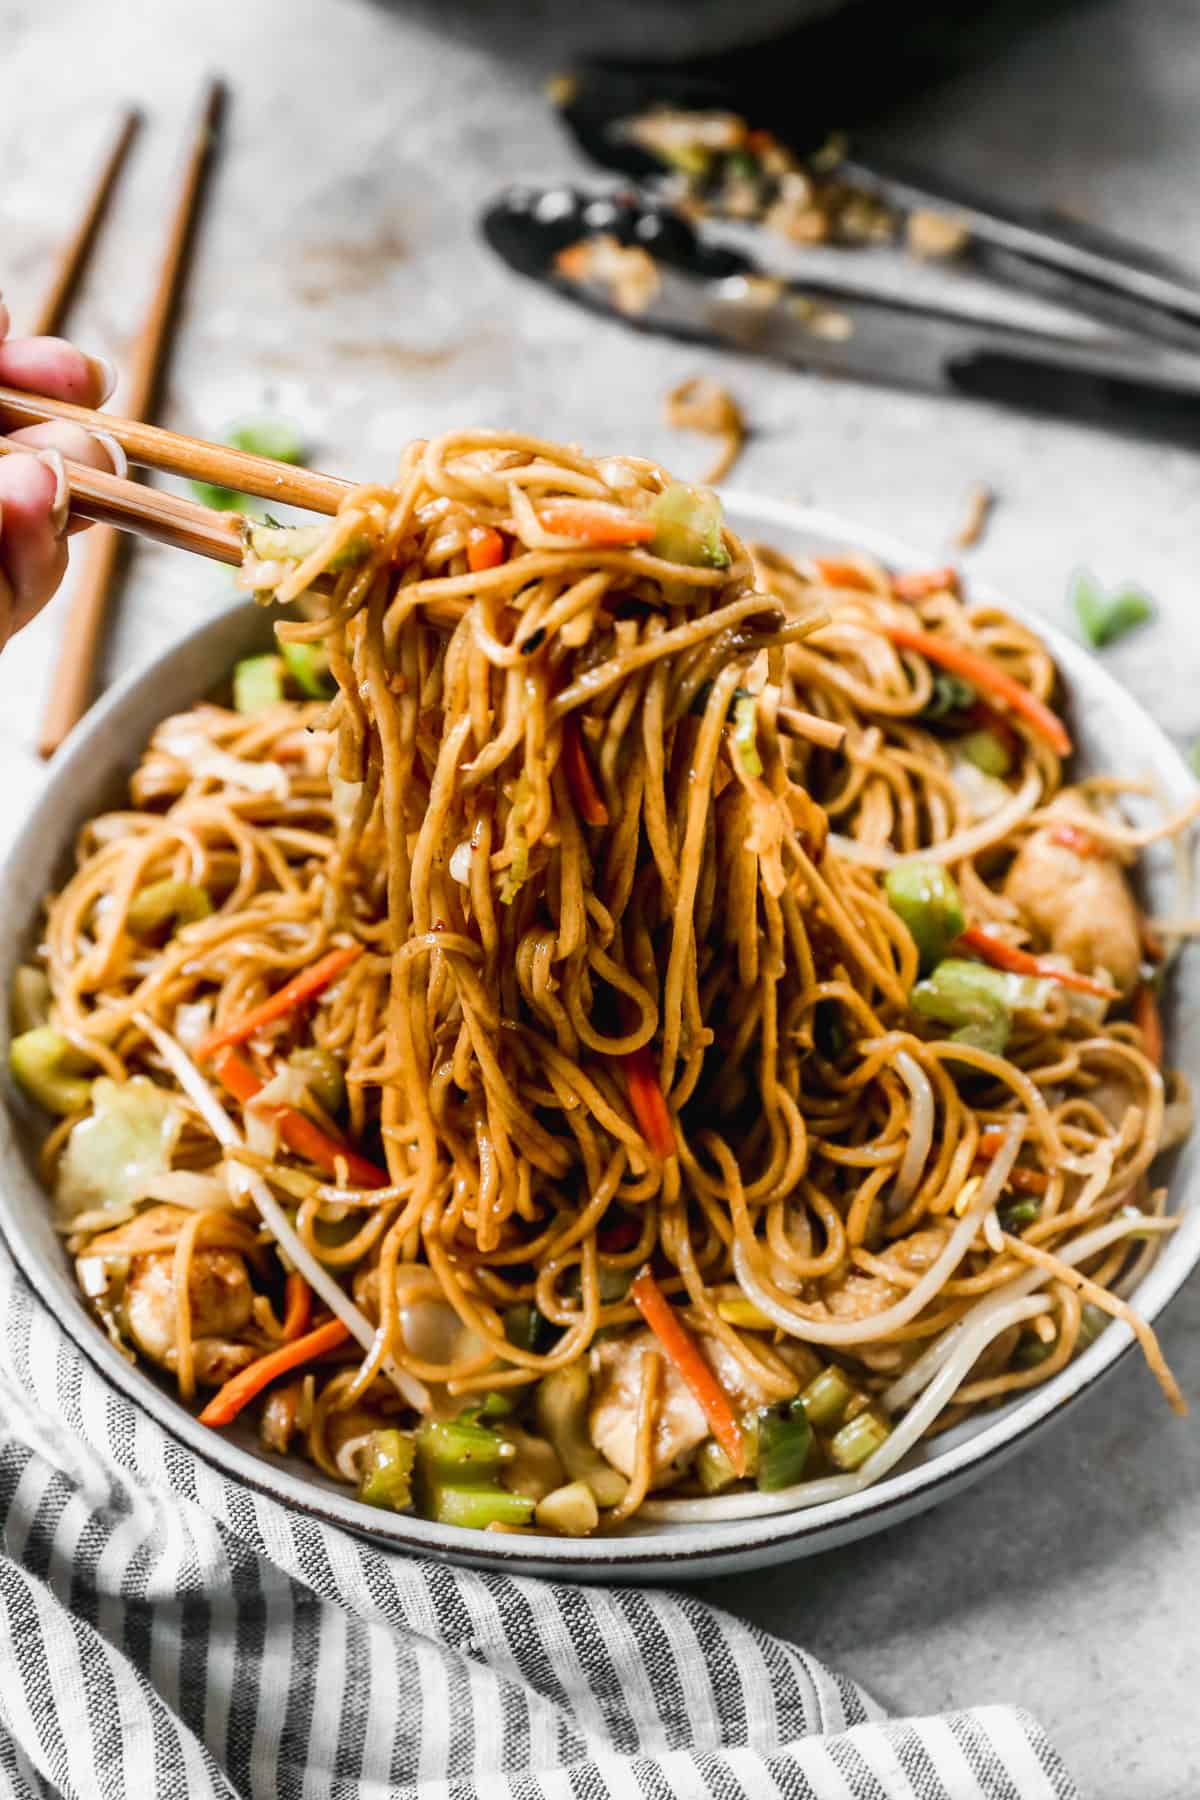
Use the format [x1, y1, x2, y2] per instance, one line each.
[1, 434, 1197, 1579]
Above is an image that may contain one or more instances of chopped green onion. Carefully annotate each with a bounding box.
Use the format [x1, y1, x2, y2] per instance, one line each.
[910, 958, 1051, 1055]
[357, 1428, 415, 1511]
[649, 482, 731, 569]
[884, 861, 966, 975]
[1070, 567, 1154, 649]
[424, 1485, 535, 1530]
[796, 1364, 856, 1431]
[233, 654, 285, 714]
[10, 966, 51, 1036]
[829, 1409, 891, 1470]
[280, 640, 334, 699]
[756, 1407, 812, 1491]
[922, 671, 976, 720]
[458, 1391, 515, 1425]
[959, 727, 1013, 778]
[730, 693, 762, 779]
[9, 1027, 92, 1116]
[287, 1046, 345, 1116]
[127, 879, 211, 936]
[999, 1196, 1041, 1231]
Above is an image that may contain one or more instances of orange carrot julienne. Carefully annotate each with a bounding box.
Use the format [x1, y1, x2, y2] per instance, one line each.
[561, 716, 609, 826]
[213, 1047, 390, 1190]
[197, 943, 363, 1061]
[1133, 982, 1164, 1068]
[622, 1046, 676, 1159]
[198, 1316, 350, 1428]
[467, 526, 507, 572]
[975, 1128, 1049, 1194]
[956, 925, 1119, 1000]
[538, 500, 657, 547]
[811, 557, 876, 591]
[884, 622, 1072, 757]
[893, 565, 959, 602]
[282, 1271, 312, 1341]
[630, 1266, 746, 1477]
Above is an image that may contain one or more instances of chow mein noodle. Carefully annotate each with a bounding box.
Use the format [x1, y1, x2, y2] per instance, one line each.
[10, 430, 1194, 1536]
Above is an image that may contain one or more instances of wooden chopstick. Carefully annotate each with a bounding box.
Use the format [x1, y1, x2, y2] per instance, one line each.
[0, 383, 350, 517]
[37, 83, 224, 756]
[25, 109, 141, 339]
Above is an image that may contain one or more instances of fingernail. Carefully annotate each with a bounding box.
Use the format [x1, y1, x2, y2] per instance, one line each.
[92, 429, 127, 479]
[86, 355, 117, 405]
[35, 449, 70, 538]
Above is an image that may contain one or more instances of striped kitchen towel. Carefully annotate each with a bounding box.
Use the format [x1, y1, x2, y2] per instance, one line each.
[0, 1231, 1078, 1800]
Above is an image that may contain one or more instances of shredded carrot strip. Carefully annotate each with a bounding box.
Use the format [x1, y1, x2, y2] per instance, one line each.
[198, 944, 363, 1060]
[1049, 822, 1102, 858]
[561, 717, 609, 826]
[467, 526, 507, 572]
[975, 1128, 1049, 1194]
[198, 1316, 350, 1427]
[811, 557, 876, 591]
[213, 1047, 390, 1189]
[957, 925, 1119, 1000]
[1133, 982, 1164, 1068]
[630, 1266, 746, 1477]
[621, 1046, 676, 1159]
[282, 1271, 312, 1341]
[893, 565, 959, 601]
[538, 501, 657, 547]
[884, 622, 1072, 757]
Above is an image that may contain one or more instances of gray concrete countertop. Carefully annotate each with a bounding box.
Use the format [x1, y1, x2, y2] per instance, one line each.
[2, 1, 1198, 1792]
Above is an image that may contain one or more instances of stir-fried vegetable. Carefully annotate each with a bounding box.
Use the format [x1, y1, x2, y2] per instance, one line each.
[279, 640, 334, 699]
[885, 861, 966, 975]
[1070, 567, 1154, 649]
[956, 925, 1120, 1001]
[247, 521, 369, 573]
[630, 1266, 746, 1476]
[1133, 981, 1164, 1067]
[499, 774, 531, 905]
[648, 483, 731, 569]
[505, 1302, 558, 1355]
[413, 1415, 535, 1530]
[281, 1271, 312, 1341]
[560, 716, 609, 826]
[467, 525, 507, 572]
[534, 1364, 627, 1507]
[198, 1316, 350, 1427]
[910, 958, 1051, 1055]
[233, 655, 285, 714]
[921, 671, 976, 720]
[730, 693, 763, 779]
[212, 1047, 389, 1188]
[756, 1407, 813, 1491]
[621, 1047, 676, 1159]
[127, 879, 211, 936]
[537, 499, 657, 548]
[884, 622, 1071, 757]
[357, 1428, 415, 1511]
[830, 1410, 891, 1469]
[796, 1363, 857, 1430]
[959, 727, 1013, 778]
[10, 1027, 92, 1116]
[288, 1046, 346, 1117]
[198, 944, 363, 1060]
[55, 1075, 182, 1218]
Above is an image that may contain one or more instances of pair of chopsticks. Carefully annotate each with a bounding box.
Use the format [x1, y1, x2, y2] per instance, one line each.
[12, 83, 221, 755]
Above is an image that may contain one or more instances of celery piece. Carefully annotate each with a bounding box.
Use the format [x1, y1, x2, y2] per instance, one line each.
[884, 862, 966, 975]
[415, 1418, 511, 1482]
[426, 1485, 535, 1530]
[829, 1409, 890, 1470]
[959, 727, 1013, 778]
[358, 1428, 415, 1511]
[696, 1415, 760, 1494]
[248, 522, 369, 573]
[796, 1365, 856, 1431]
[280, 640, 334, 699]
[288, 1047, 345, 1116]
[910, 958, 1050, 1056]
[10, 1028, 92, 1116]
[127, 879, 211, 935]
[233, 654, 285, 714]
[649, 482, 731, 569]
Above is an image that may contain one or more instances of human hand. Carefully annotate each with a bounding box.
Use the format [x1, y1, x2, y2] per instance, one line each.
[0, 292, 125, 647]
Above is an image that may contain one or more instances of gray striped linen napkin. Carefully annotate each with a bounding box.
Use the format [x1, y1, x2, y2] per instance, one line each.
[0, 1232, 1078, 1800]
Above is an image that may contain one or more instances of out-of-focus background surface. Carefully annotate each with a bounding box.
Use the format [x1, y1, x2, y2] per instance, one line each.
[2, 1, 1198, 1791]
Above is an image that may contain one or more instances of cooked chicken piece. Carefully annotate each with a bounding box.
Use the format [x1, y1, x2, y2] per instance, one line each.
[125, 1248, 255, 1383]
[589, 1328, 777, 1486]
[820, 1226, 949, 1324]
[1003, 793, 1141, 992]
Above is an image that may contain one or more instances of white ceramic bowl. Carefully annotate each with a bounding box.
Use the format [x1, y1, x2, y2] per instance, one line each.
[2, 494, 1197, 1582]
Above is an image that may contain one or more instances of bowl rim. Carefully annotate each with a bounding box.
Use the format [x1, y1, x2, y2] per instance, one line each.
[2, 488, 1197, 1577]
